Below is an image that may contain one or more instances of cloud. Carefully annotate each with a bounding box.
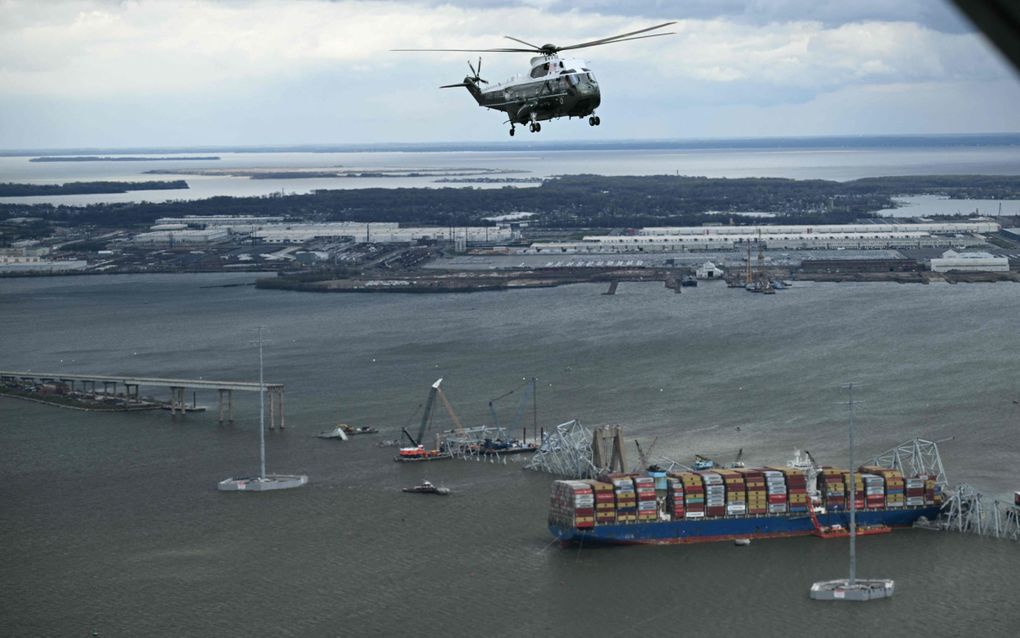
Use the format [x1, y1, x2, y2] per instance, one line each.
[0, 0, 1016, 147]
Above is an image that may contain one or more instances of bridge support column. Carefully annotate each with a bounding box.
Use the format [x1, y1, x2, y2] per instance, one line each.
[228, 390, 234, 424]
[279, 389, 285, 430]
[218, 389, 225, 424]
[269, 389, 276, 430]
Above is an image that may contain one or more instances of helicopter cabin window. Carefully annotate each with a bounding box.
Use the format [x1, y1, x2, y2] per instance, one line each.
[530, 63, 550, 79]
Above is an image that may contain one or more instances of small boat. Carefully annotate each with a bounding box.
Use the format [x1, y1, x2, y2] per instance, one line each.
[402, 480, 450, 495]
[681, 275, 698, 287]
[734, 538, 751, 546]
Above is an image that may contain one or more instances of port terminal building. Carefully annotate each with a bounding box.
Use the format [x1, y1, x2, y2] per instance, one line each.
[929, 250, 1009, 273]
[143, 218, 513, 245]
[253, 222, 512, 245]
[525, 222, 998, 254]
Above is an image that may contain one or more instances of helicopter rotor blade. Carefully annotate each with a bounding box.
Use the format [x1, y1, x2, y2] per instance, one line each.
[557, 31, 676, 52]
[553, 20, 676, 52]
[391, 47, 537, 53]
[503, 35, 543, 51]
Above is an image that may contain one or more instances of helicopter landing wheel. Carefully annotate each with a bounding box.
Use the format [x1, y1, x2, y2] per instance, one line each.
[594, 116, 601, 126]
[509, 127, 515, 137]
[530, 122, 541, 133]
[588, 116, 596, 126]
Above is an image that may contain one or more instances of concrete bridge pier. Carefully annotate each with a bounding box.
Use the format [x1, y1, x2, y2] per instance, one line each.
[169, 386, 187, 416]
[279, 389, 285, 430]
[218, 389, 235, 424]
[269, 389, 276, 430]
[266, 388, 285, 430]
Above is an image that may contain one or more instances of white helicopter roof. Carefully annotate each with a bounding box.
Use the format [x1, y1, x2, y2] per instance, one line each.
[485, 56, 592, 92]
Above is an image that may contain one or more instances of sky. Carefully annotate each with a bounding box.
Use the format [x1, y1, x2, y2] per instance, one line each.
[1, 0, 1018, 149]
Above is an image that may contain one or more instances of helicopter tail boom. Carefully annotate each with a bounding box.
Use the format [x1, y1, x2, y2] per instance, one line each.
[439, 77, 484, 105]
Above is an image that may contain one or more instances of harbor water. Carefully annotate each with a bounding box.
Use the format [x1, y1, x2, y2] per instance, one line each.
[2, 274, 1019, 636]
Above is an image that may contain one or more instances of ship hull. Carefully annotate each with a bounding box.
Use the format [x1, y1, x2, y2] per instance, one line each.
[550, 506, 941, 545]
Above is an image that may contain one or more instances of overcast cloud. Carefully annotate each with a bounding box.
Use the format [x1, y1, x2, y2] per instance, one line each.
[0, 0, 1017, 149]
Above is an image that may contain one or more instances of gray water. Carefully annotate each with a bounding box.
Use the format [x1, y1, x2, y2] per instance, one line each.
[3, 144, 1020, 205]
[2, 274, 1019, 636]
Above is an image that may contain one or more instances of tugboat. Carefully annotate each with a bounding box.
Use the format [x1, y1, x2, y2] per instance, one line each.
[402, 480, 450, 495]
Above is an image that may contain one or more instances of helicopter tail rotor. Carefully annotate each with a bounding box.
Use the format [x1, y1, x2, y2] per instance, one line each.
[467, 57, 489, 84]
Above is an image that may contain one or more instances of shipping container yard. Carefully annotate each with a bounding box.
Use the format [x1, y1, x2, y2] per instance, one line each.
[549, 460, 943, 546]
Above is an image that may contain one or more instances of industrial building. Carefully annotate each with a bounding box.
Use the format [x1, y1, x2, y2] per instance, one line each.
[0, 248, 86, 272]
[929, 250, 1010, 273]
[254, 223, 512, 245]
[527, 221, 997, 254]
[128, 229, 231, 246]
[528, 232, 982, 254]
[154, 216, 286, 229]
[638, 221, 1000, 236]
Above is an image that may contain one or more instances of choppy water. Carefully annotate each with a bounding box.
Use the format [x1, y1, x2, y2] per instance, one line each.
[1, 274, 1019, 636]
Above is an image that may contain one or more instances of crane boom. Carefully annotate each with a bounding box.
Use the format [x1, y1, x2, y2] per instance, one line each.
[413, 378, 443, 446]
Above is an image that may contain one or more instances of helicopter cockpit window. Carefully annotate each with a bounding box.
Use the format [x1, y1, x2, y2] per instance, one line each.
[530, 64, 550, 79]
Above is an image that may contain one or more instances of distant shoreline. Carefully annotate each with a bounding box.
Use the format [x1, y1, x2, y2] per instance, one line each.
[3, 133, 1019, 157]
[0, 180, 189, 196]
[29, 156, 220, 162]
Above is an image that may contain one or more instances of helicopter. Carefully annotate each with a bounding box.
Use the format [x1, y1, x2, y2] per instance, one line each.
[393, 22, 676, 136]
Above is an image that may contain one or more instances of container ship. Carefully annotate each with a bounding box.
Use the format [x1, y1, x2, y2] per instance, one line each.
[548, 460, 943, 546]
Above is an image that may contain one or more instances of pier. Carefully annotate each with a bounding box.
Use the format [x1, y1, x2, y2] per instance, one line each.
[0, 371, 287, 429]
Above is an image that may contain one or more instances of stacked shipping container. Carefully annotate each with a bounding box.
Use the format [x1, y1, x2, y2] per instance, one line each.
[633, 476, 658, 521]
[611, 476, 637, 523]
[860, 473, 886, 509]
[699, 472, 727, 517]
[678, 472, 705, 518]
[716, 469, 747, 516]
[592, 481, 617, 524]
[779, 467, 809, 513]
[819, 468, 846, 510]
[737, 468, 768, 515]
[667, 477, 685, 519]
[763, 470, 788, 514]
[549, 481, 594, 529]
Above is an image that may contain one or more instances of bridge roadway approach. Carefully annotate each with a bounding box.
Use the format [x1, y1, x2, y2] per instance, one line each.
[0, 371, 286, 429]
